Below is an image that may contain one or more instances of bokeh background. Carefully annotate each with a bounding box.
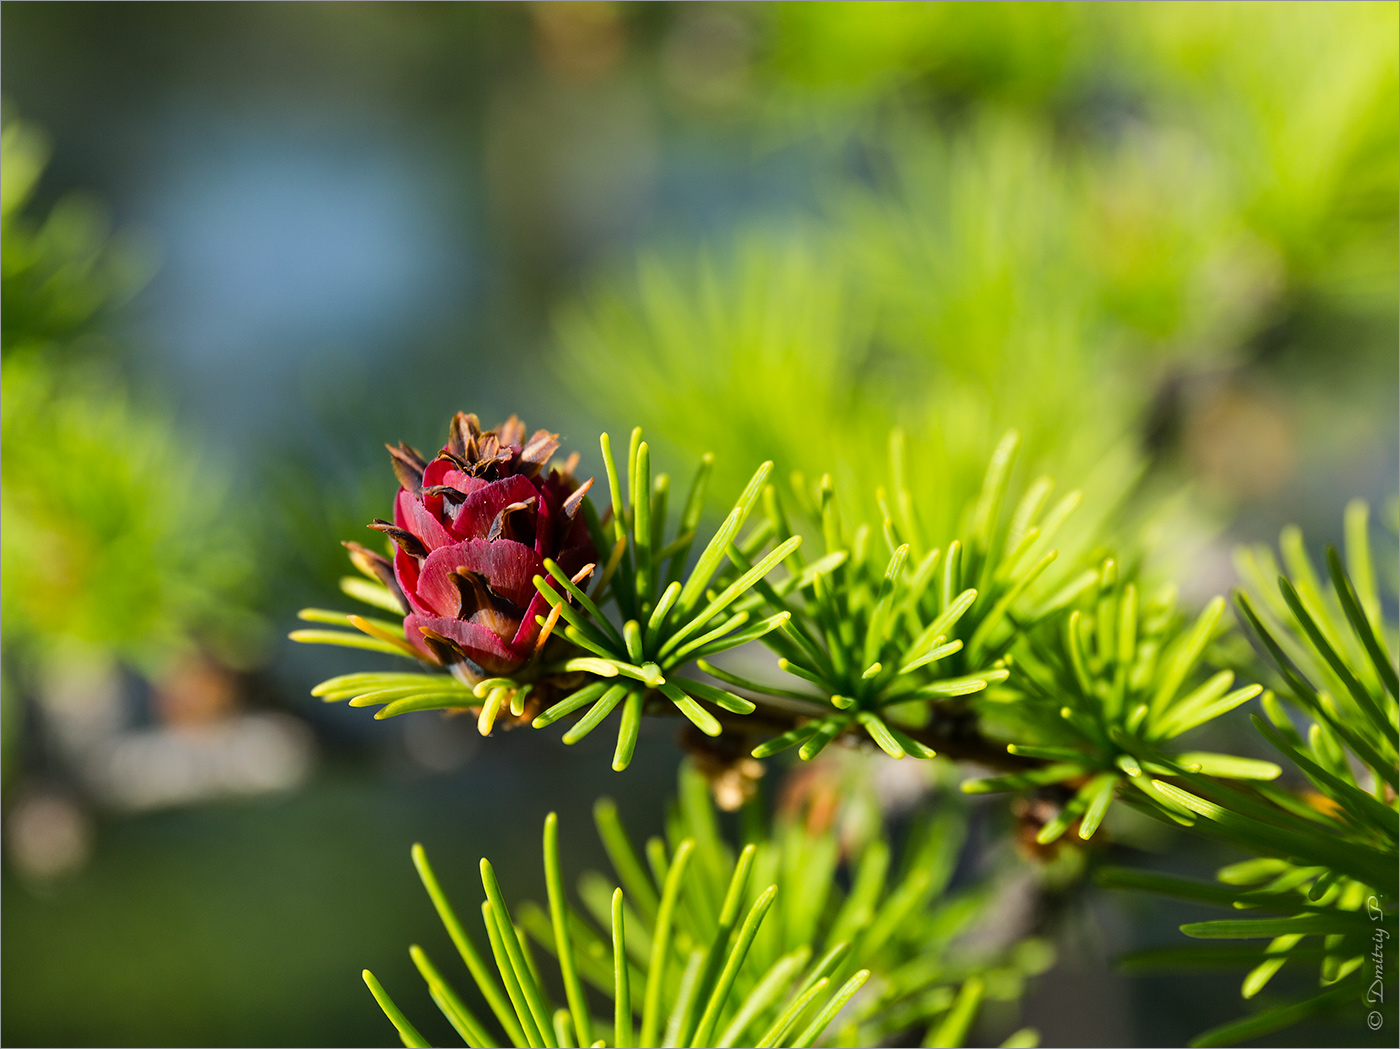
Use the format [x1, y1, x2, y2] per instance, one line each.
[2, 3, 1396, 1046]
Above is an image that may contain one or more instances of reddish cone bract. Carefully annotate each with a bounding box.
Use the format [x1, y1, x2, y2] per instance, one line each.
[370, 413, 595, 682]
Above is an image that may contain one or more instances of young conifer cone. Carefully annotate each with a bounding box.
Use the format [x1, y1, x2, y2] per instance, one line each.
[367, 412, 595, 683]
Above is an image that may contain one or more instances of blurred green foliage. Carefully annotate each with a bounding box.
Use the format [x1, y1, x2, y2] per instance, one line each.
[1, 118, 154, 357]
[558, 1, 1397, 536]
[0, 116, 263, 685]
[0, 355, 263, 674]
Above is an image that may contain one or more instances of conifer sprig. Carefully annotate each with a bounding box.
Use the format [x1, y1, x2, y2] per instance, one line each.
[708, 431, 1089, 767]
[1101, 507, 1397, 1047]
[527, 430, 800, 769]
[293, 419, 803, 771]
[361, 764, 1046, 1049]
[968, 565, 1272, 844]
